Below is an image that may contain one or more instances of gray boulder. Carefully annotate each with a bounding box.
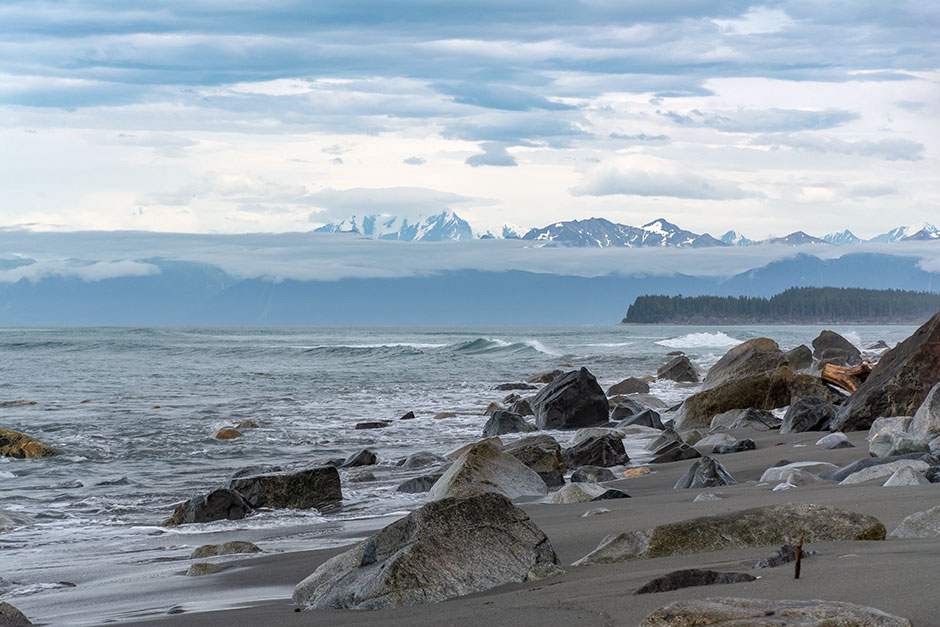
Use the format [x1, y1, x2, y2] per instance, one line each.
[869, 427, 929, 458]
[635, 569, 756, 595]
[162, 488, 253, 527]
[649, 441, 701, 464]
[292, 493, 559, 609]
[695, 433, 736, 449]
[785, 344, 813, 370]
[867, 416, 914, 440]
[780, 397, 837, 433]
[229, 466, 342, 510]
[645, 427, 681, 451]
[508, 398, 534, 417]
[818, 452, 939, 482]
[702, 338, 786, 390]
[640, 598, 910, 627]
[428, 440, 548, 500]
[927, 466, 940, 483]
[502, 435, 566, 488]
[482, 410, 537, 437]
[890, 504, 940, 538]
[883, 466, 928, 486]
[570, 466, 616, 483]
[610, 398, 649, 422]
[531, 367, 609, 430]
[341, 449, 377, 467]
[712, 439, 756, 455]
[525, 369, 564, 384]
[399, 451, 447, 470]
[816, 432, 852, 449]
[550, 482, 608, 503]
[616, 408, 664, 430]
[812, 329, 862, 365]
[607, 377, 650, 396]
[0, 602, 31, 626]
[676, 366, 795, 429]
[396, 472, 445, 494]
[710, 408, 777, 430]
[673, 456, 736, 489]
[562, 434, 629, 469]
[839, 460, 930, 485]
[910, 381, 940, 442]
[191, 540, 262, 559]
[657, 355, 699, 383]
[573, 503, 885, 566]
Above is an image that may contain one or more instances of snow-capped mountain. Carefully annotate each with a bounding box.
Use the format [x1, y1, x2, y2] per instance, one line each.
[869, 226, 915, 243]
[314, 210, 474, 242]
[521, 217, 728, 248]
[903, 222, 939, 241]
[721, 230, 754, 246]
[479, 223, 524, 239]
[823, 230, 862, 245]
[766, 231, 829, 246]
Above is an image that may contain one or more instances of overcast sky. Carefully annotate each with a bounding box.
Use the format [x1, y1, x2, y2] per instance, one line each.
[1, 1, 938, 239]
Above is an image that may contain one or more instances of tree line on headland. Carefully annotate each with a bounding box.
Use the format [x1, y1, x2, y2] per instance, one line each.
[622, 287, 940, 324]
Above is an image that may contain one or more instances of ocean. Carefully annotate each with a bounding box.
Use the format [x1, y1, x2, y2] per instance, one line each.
[0, 324, 916, 623]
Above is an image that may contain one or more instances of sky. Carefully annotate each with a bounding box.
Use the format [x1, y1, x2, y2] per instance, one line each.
[1, 1, 938, 239]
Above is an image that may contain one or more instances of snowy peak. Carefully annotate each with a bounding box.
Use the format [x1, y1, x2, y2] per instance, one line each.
[314, 210, 473, 242]
[870, 225, 915, 243]
[766, 231, 829, 246]
[904, 222, 939, 241]
[823, 229, 862, 245]
[521, 217, 728, 248]
[721, 230, 754, 246]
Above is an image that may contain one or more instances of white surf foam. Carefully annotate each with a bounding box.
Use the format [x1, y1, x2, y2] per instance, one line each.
[656, 332, 741, 349]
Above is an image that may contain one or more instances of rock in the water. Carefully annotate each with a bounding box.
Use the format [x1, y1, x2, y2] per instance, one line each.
[494, 382, 536, 391]
[0, 602, 31, 626]
[812, 329, 862, 365]
[502, 435, 566, 488]
[890, 504, 940, 538]
[163, 488, 253, 527]
[562, 434, 629, 469]
[428, 440, 547, 500]
[883, 466, 928, 486]
[354, 421, 390, 430]
[702, 338, 786, 390]
[572, 427, 624, 444]
[832, 311, 940, 431]
[508, 398, 534, 417]
[635, 569, 756, 595]
[0, 428, 58, 458]
[191, 540, 262, 559]
[910, 381, 940, 442]
[341, 449, 377, 467]
[483, 402, 503, 416]
[816, 432, 851, 449]
[525, 369, 564, 384]
[213, 427, 243, 440]
[869, 427, 929, 458]
[710, 408, 777, 431]
[649, 441, 701, 464]
[482, 410, 537, 437]
[0, 509, 34, 533]
[433, 412, 456, 420]
[786, 344, 813, 370]
[673, 456, 736, 489]
[780, 397, 837, 433]
[676, 366, 794, 429]
[712, 439, 756, 455]
[396, 473, 444, 494]
[839, 460, 930, 485]
[607, 377, 650, 396]
[639, 597, 910, 627]
[292, 493, 559, 610]
[573, 503, 885, 565]
[531, 367, 609, 430]
[399, 451, 447, 470]
[657, 355, 699, 383]
[186, 562, 228, 577]
[616, 408, 664, 430]
[399, 411, 416, 420]
[348, 471, 376, 483]
[570, 466, 616, 483]
[610, 398, 649, 422]
[229, 466, 342, 510]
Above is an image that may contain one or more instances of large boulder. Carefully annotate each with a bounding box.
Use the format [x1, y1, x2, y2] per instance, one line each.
[0, 509, 34, 533]
[838, 460, 931, 485]
[399, 451, 447, 470]
[702, 338, 786, 390]
[502, 435, 566, 488]
[676, 366, 794, 429]
[780, 397, 837, 433]
[817, 453, 939, 482]
[570, 466, 616, 483]
[785, 344, 813, 370]
[292, 493, 559, 609]
[573, 503, 885, 565]
[0, 603, 32, 627]
[396, 472, 444, 494]
[868, 427, 929, 458]
[890, 505, 940, 538]
[788, 373, 846, 405]
[649, 441, 701, 464]
[657, 356, 699, 383]
[229, 467, 342, 510]
[482, 410, 537, 437]
[832, 311, 940, 431]
[909, 382, 940, 441]
[673, 456, 736, 489]
[428, 440, 548, 500]
[610, 398, 649, 422]
[640, 598, 911, 627]
[0, 428, 57, 459]
[562, 434, 629, 469]
[710, 408, 777, 430]
[607, 377, 650, 396]
[530, 367, 609, 430]
[616, 408, 664, 430]
[162, 488, 253, 527]
[812, 329, 862, 365]
[550, 482, 629, 504]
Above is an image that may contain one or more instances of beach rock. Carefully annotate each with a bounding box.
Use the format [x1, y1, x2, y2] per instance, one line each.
[572, 427, 624, 444]
[635, 569, 756, 595]
[591, 488, 631, 501]
[570, 466, 616, 483]
[396, 473, 444, 494]
[399, 411, 416, 420]
[399, 451, 447, 470]
[573, 503, 885, 566]
[702, 338, 786, 390]
[0, 428, 58, 459]
[712, 439, 756, 455]
[812, 329, 862, 365]
[816, 432, 851, 449]
[839, 460, 930, 485]
[212, 427, 243, 439]
[482, 410, 537, 438]
[696, 433, 736, 448]
[348, 471, 376, 483]
[890, 505, 940, 538]
[354, 421, 390, 430]
[832, 311, 940, 431]
[610, 398, 649, 422]
[428, 440, 547, 500]
[785, 344, 813, 370]
[483, 402, 503, 416]
[910, 382, 940, 442]
[657, 355, 699, 383]
[883, 466, 928, 486]
[607, 377, 649, 396]
[231, 464, 282, 479]
[618, 425, 664, 437]
[680, 429, 703, 446]
[432, 412, 456, 420]
[869, 427, 929, 458]
[759, 467, 821, 487]
[503, 393, 521, 405]
[191, 540, 262, 559]
[710, 407, 777, 431]
[163, 488, 253, 527]
[503, 435, 566, 488]
[645, 427, 681, 451]
[780, 397, 837, 433]
[818, 452, 938, 482]
[292, 493, 559, 610]
[649, 441, 701, 464]
[673, 456, 736, 489]
[0, 602, 31, 626]
[788, 373, 846, 405]
[186, 562, 228, 576]
[623, 467, 651, 478]
[639, 598, 911, 627]
[676, 366, 794, 430]
[235, 419, 262, 429]
[525, 369, 564, 384]
[531, 367, 609, 430]
[508, 398, 534, 417]
[927, 466, 940, 483]
[616, 408, 664, 430]
[0, 509, 33, 533]
[550, 482, 608, 503]
[446, 437, 502, 459]
[867, 416, 914, 440]
[341, 449, 377, 467]
[562, 434, 629, 469]
[229, 466, 342, 510]
[628, 393, 669, 409]
[693, 492, 722, 502]
[753, 543, 817, 568]
[582, 507, 610, 517]
[868, 340, 891, 351]
[494, 382, 536, 391]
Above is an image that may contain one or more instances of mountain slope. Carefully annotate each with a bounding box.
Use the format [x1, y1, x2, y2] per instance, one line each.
[314, 210, 473, 241]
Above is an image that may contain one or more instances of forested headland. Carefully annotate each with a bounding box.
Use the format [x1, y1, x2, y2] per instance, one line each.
[622, 287, 940, 324]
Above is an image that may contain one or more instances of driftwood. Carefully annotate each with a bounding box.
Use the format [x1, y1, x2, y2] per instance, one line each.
[821, 361, 873, 394]
[794, 536, 804, 580]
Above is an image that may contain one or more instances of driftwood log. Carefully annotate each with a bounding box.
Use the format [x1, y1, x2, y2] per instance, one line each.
[821, 361, 873, 394]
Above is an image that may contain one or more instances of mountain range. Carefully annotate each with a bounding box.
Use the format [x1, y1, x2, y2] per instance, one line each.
[315, 211, 939, 248]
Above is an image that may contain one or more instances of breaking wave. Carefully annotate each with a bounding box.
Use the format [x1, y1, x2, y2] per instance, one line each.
[656, 332, 742, 349]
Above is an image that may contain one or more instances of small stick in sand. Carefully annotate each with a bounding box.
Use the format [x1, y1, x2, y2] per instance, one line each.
[794, 536, 804, 579]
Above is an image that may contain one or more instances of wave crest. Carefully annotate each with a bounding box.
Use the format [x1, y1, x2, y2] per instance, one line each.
[656, 332, 741, 349]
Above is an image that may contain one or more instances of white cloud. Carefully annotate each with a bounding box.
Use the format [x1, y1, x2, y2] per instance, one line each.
[571, 158, 756, 200]
[0, 260, 160, 283]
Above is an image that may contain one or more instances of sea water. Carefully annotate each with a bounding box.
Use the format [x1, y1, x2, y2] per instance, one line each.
[0, 324, 916, 621]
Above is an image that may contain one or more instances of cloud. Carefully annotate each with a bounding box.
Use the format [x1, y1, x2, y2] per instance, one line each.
[465, 142, 517, 167]
[403, 156, 426, 165]
[305, 186, 487, 220]
[432, 81, 575, 111]
[571, 160, 755, 200]
[848, 183, 897, 198]
[609, 133, 670, 143]
[660, 108, 859, 132]
[0, 259, 160, 284]
[750, 134, 924, 161]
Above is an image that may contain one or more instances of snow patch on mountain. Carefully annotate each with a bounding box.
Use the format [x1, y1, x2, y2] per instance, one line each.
[314, 210, 473, 242]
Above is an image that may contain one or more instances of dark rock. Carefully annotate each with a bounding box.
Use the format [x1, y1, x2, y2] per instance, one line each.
[0, 602, 31, 626]
[355, 421, 390, 430]
[812, 329, 862, 365]
[348, 471, 376, 483]
[616, 408, 665, 430]
[562, 434, 629, 469]
[508, 398, 534, 417]
[788, 373, 846, 405]
[781, 397, 837, 433]
[753, 543, 817, 568]
[817, 453, 940, 482]
[399, 411, 416, 420]
[677, 366, 794, 429]
[531, 367, 609, 430]
[525, 369, 564, 384]
[495, 382, 536, 391]
[712, 438, 756, 454]
[396, 473, 445, 494]
[607, 377, 650, 396]
[399, 451, 447, 470]
[666, 350, 684, 356]
[926, 466, 940, 483]
[482, 410, 537, 437]
[502, 393, 521, 405]
[785, 344, 813, 370]
[702, 338, 786, 390]
[229, 466, 342, 510]
[166, 605, 185, 615]
[635, 569, 756, 594]
[0, 428, 58, 458]
[292, 493, 560, 609]
[162, 488, 253, 527]
[186, 562, 230, 577]
[817, 347, 852, 367]
[341, 449, 377, 467]
[429, 440, 548, 500]
[503, 435, 566, 488]
[867, 340, 890, 351]
[710, 407, 778, 430]
[645, 428, 680, 451]
[231, 464, 283, 479]
[657, 355, 699, 383]
[649, 441, 702, 464]
[673, 456, 736, 489]
[591, 489, 631, 501]
[610, 398, 649, 422]
[574, 503, 886, 565]
[639, 598, 910, 626]
[321, 458, 345, 467]
[828, 439, 856, 449]
[832, 311, 940, 431]
[191, 540, 262, 559]
[629, 393, 669, 409]
[570, 466, 616, 483]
